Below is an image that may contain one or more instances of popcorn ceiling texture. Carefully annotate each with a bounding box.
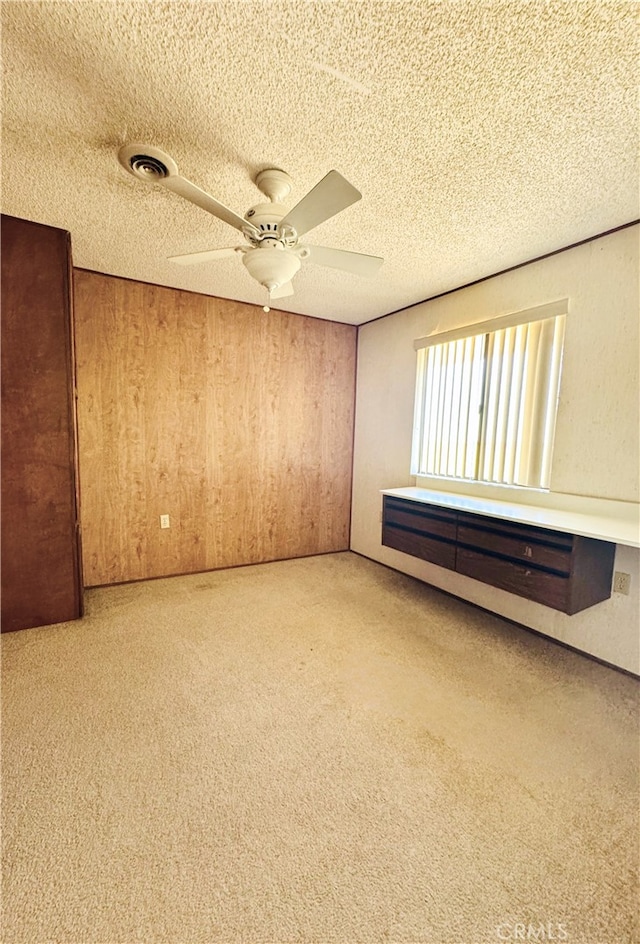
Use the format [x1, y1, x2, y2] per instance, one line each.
[1, 1, 638, 324]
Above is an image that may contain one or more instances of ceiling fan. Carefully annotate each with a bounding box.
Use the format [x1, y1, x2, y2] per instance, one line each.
[117, 144, 383, 308]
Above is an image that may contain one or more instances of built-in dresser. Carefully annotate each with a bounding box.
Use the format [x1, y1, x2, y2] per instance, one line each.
[381, 488, 639, 615]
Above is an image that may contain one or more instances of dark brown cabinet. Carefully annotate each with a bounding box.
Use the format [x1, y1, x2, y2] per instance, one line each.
[1, 215, 83, 632]
[382, 495, 616, 614]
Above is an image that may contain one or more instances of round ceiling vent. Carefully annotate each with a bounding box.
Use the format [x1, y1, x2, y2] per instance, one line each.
[129, 155, 168, 180]
[118, 143, 179, 181]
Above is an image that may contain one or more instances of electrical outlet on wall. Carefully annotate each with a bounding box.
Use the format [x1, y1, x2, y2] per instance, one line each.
[613, 572, 631, 595]
[160, 514, 170, 529]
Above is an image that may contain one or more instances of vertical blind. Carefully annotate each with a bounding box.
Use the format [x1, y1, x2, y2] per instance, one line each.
[411, 305, 566, 489]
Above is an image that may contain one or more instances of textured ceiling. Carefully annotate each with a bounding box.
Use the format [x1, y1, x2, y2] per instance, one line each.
[1, 1, 638, 325]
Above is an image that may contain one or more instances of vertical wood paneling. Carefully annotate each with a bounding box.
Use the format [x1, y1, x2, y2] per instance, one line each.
[175, 289, 209, 574]
[74, 272, 357, 586]
[117, 278, 148, 581]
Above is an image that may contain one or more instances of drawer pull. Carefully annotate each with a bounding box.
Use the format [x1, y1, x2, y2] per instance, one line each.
[524, 545, 533, 558]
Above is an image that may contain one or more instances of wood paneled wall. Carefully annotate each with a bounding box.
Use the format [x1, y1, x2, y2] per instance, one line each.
[74, 271, 357, 586]
[1, 215, 83, 631]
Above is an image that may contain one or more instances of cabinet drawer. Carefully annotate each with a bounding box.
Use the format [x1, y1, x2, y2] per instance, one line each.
[457, 510, 573, 543]
[457, 546, 569, 610]
[457, 523, 572, 574]
[383, 498, 457, 541]
[382, 525, 456, 570]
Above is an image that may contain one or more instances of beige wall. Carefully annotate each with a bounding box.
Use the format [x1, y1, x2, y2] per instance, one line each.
[75, 272, 357, 586]
[351, 226, 640, 673]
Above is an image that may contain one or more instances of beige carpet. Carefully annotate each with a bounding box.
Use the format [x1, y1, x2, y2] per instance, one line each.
[1, 551, 638, 944]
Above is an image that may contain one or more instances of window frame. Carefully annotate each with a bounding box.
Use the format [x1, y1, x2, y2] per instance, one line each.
[411, 300, 568, 491]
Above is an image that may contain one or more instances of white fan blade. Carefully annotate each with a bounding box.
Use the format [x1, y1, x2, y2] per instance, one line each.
[161, 175, 259, 235]
[279, 171, 361, 237]
[168, 247, 238, 265]
[270, 281, 294, 299]
[306, 244, 383, 277]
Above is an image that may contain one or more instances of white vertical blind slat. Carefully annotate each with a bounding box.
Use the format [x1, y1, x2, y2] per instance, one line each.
[493, 327, 518, 482]
[448, 341, 463, 476]
[514, 321, 544, 486]
[411, 347, 427, 474]
[426, 345, 440, 473]
[531, 315, 565, 488]
[503, 323, 529, 485]
[466, 335, 485, 479]
[478, 331, 500, 482]
[439, 342, 453, 474]
[455, 338, 470, 478]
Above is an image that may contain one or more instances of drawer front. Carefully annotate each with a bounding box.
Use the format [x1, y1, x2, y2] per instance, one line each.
[382, 525, 456, 570]
[383, 498, 457, 542]
[457, 524, 572, 574]
[457, 511, 573, 549]
[456, 547, 569, 611]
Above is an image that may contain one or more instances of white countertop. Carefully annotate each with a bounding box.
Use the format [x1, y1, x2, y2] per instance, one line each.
[381, 487, 640, 548]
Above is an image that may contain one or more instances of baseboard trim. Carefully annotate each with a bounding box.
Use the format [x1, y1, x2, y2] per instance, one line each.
[84, 548, 350, 590]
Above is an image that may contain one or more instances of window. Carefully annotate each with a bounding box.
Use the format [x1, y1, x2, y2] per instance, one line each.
[411, 300, 567, 489]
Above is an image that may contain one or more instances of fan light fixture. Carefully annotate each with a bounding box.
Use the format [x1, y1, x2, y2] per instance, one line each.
[117, 144, 383, 304]
[242, 245, 302, 296]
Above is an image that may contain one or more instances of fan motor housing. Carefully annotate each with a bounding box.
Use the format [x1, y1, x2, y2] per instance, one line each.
[245, 202, 287, 231]
[244, 203, 298, 248]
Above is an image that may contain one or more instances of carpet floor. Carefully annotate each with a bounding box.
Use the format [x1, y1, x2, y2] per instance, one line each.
[1, 551, 638, 944]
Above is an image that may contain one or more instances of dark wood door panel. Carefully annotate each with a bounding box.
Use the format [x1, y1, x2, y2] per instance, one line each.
[1, 215, 82, 632]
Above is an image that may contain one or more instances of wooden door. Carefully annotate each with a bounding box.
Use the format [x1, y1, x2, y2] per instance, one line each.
[1, 215, 83, 631]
